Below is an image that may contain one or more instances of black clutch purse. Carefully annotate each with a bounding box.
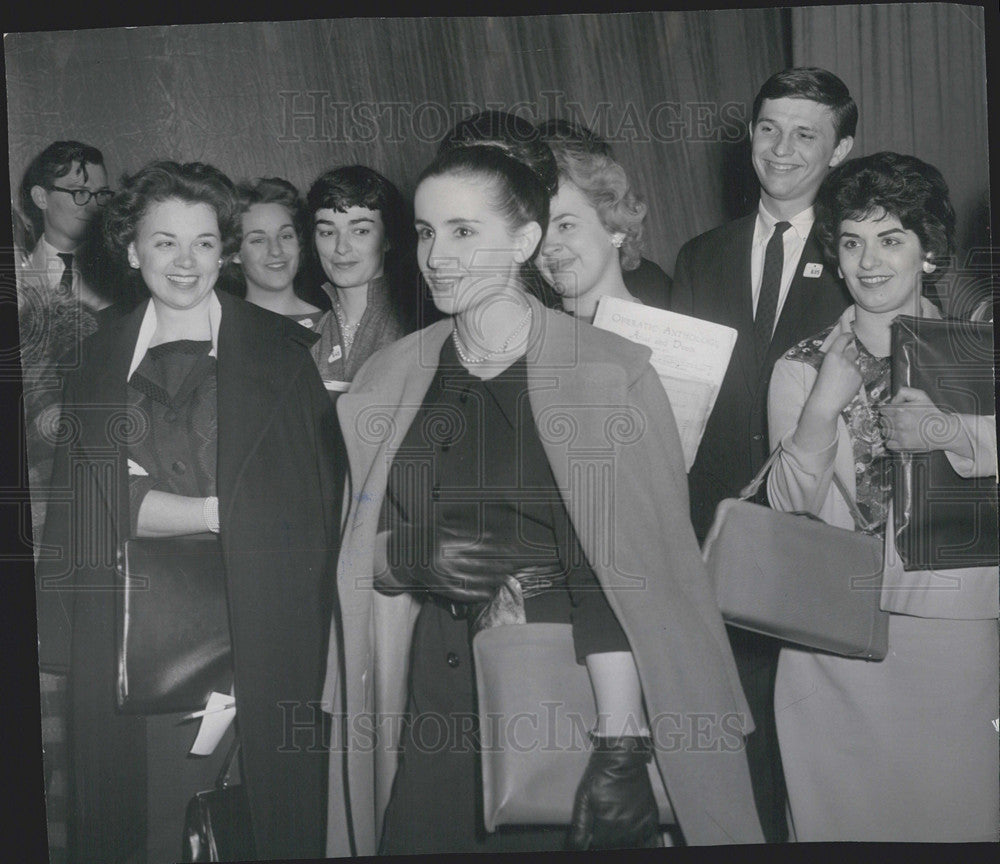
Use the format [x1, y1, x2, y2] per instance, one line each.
[182, 734, 255, 862]
[890, 315, 998, 570]
[116, 533, 234, 714]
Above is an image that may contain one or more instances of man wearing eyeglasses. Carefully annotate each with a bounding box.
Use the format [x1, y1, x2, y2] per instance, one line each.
[17, 139, 113, 314]
[15, 139, 113, 864]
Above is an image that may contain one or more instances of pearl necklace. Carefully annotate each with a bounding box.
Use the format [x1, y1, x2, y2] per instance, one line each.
[452, 305, 533, 365]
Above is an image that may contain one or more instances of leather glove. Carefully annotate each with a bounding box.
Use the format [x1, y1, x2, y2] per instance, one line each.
[566, 735, 662, 850]
[386, 518, 562, 606]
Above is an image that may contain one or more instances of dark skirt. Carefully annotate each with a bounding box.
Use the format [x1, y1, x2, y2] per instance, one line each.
[379, 599, 568, 855]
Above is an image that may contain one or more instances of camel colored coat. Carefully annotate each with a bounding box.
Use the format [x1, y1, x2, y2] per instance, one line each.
[322, 296, 764, 852]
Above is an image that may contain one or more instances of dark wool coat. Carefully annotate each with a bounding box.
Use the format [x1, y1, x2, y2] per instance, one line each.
[35, 290, 343, 862]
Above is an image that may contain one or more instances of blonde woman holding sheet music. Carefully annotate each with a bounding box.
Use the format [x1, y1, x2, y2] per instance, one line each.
[536, 121, 666, 321]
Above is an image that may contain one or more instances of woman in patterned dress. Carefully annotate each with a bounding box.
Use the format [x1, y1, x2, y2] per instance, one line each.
[766, 152, 998, 841]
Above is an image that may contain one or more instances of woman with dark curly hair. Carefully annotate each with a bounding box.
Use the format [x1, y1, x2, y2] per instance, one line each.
[229, 176, 322, 324]
[305, 165, 412, 393]
[35, 160, 342, 862]
[766, 152, 998, 840]
[537, 124, 661, 321]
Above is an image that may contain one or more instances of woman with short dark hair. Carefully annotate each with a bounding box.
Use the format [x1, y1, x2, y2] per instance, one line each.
[37, 159, 342, 863]
[767, 152, 998, 840]
[304, 165, 412, 392]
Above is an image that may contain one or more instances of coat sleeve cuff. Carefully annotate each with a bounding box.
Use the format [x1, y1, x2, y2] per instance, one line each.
[944, 414, 997, 478]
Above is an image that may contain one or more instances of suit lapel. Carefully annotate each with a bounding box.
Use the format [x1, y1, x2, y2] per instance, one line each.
[334, 322, 449, 852]
[336, 320, 452, 516]
[86, 301, 148, 536]
[90, 299, 147, 405]
[768, 226, 829, 370]
[525, 301, 633, 582]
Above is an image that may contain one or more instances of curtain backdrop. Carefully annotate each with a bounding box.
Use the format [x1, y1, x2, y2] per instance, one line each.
[5, 8, 991, 301]
[5, 11, 785, 282]
[791, 3, 991, 315]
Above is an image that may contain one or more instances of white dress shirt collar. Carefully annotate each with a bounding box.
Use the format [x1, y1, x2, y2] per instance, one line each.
[750, 201, 817, 328]
[24, 235, 73, 282]
[128, 291, 222, 381]
[754, 201, 815, 245]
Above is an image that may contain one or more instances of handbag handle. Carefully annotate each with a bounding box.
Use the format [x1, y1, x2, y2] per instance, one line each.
[739, 443, 877, 534]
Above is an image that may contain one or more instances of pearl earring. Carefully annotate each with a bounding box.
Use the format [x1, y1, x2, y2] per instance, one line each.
[610, 232, 625, 249]
[922, 259, 936, 274]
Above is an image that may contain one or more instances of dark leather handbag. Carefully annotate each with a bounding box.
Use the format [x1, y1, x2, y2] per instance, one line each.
[702, 446, 889, 660]
[472, 622, 675, 831]
[890, 314, 998, 570]
[116, 533, 234, 714]
[182, 734, 255, 862]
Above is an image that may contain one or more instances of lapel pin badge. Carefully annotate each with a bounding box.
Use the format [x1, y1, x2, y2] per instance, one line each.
[328, 344, 343, 364]
[803, 262, 823, 278]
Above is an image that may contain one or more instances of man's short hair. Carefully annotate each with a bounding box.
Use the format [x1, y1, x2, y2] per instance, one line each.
[752, 67, 858, 142]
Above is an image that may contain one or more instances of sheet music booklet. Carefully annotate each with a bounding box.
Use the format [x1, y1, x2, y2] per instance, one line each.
[592, 296, 737, 471]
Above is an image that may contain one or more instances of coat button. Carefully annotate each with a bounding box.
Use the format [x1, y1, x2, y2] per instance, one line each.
[446, 651, 460, 668]
[172, 460, 187, 475]
[431, 485, 440, 500]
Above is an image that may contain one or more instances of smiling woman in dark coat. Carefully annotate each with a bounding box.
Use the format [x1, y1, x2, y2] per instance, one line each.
[34, 160, 343, 863]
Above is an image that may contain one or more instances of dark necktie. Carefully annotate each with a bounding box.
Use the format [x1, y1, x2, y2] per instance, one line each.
[56, 252, 74, 297]
[754, 221, 791, 362]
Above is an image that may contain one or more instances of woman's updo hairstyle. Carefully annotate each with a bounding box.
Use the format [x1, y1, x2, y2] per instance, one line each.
[438, 110, 559, 198]
[815, 151, 956, 275]
[418, 145, 551, 255]
[103, 160, 240, 261]
[540, 121, 648, 271]
[421, 112, 556, 264]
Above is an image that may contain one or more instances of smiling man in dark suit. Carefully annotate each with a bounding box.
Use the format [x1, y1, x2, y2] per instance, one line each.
[670, 67, 857, 842]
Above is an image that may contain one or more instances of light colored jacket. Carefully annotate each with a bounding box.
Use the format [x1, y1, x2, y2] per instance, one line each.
[322, 294, 765, 854]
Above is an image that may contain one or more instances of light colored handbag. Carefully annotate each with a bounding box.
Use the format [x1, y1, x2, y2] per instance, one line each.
[702, 445, 889, 660]
[472, 622, 674, 831]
